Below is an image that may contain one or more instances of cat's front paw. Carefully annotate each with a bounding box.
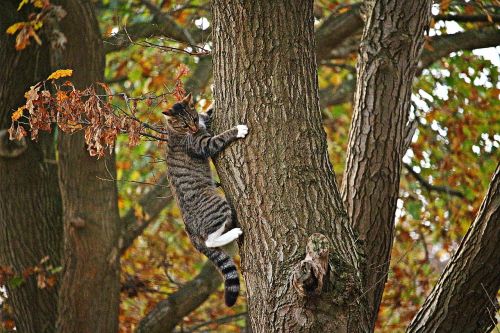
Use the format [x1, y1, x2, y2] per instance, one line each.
[236, 125, 249, 138]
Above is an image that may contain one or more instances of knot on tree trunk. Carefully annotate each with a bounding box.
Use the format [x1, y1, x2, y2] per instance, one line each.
[0, 129, 27, 158]
[70, 216, 86, 229]
[292, 233, 331, 297]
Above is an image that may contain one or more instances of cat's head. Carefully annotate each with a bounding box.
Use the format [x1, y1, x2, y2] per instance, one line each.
[162, 93, 200, 134]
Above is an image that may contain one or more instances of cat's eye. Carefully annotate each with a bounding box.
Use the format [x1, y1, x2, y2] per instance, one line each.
[183, 124, 189, 128]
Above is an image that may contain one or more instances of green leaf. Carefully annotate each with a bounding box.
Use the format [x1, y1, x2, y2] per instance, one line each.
[10, 275, 24, 288]
[407, 201, 422, 220]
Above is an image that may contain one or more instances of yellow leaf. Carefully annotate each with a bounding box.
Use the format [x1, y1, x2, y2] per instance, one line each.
[6, 22, 24, 35]
[33, 0, 44, 8]
[331, 74, 341, 86]
[134, 205, 144, 220]
[17, 0, 29, 11]
[33, 20, 43, 30]
[47, 69, 73, 80]
[11, 107, 24, 121]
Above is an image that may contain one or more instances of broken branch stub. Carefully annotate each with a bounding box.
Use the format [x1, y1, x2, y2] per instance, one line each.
[292, 233, 331, 296]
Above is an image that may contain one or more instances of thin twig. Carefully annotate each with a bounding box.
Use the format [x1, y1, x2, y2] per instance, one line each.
[350, 241, 418, 306]
[404, 163, 466, 199]
[480, 283, 500, 333]
[96, 176, 170, 188]
[123, 25, 210, 56]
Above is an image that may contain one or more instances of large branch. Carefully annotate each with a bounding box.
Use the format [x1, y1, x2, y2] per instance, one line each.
[418, 28, 500, 73]
[341, 0, 433, 326]
[403, 163, 465, 199]
[322, 28, 500, 108]
[315, 6, 500, 62]
[407, 164, 500, 333]
[136, 262, 222, 333]
[315, 3, 363, 61]
[434, 14, 500, 23]
[103, 1, 196, 54]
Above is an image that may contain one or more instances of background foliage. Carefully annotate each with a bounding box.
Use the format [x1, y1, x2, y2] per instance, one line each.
[1, 0, 499, 332]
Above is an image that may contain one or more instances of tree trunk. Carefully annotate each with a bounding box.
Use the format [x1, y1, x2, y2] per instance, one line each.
[407, 164, 500, 333]
[54, 1, 121, 332]
[0, 2, 63, 332]
[211, 1, 369, 332]
[340, 0, 432, 325]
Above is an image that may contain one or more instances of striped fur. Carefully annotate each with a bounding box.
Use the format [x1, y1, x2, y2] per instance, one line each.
[163, 95, 247, 306]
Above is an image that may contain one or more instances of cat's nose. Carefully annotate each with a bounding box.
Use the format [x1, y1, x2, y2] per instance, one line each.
[189, 124, 199, 133]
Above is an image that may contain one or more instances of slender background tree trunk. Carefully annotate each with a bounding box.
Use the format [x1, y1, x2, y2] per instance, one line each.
[0, 2, 63, 332]
[212, 1, 369, 331]
[341, 0, 432, 325]
[54, 1, 121, 332]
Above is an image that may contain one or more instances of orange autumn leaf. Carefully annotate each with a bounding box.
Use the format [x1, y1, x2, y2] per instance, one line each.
[6, 22, 25, 35]
[11, 107, 24, 121]
[47, 69, 73, 80]
[3, 319, 15, 330]
[338, 6, 350, 14]
[56, 90, 68, 102]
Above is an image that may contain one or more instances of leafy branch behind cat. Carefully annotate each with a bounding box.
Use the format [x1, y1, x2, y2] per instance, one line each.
[8, 65, 191, 157]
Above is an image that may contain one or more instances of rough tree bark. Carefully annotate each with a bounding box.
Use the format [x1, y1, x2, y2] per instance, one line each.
[340, 0, 432, 326]
[54, 1, 121, 332]
[0, 2, 63, 332]
[211, 1, 369, 332]
[407, 164, 500, 333]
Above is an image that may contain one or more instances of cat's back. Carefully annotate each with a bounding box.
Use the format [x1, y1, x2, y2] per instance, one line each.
[165, 133, 213, 195]
[165, 133, 206, 170]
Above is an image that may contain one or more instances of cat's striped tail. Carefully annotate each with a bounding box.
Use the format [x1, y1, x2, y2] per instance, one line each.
[200, 246, 240, 306]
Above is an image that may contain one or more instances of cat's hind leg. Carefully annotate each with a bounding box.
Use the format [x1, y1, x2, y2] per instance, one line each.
[205, 228, 242, 248]
[205, 223, 225, 247]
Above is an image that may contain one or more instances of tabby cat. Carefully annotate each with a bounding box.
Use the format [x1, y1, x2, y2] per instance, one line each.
[163, 93, 248, 306]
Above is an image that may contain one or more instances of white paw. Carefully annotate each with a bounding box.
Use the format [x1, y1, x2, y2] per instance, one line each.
[229, 228, 243, 237]
[221, 228, 243, 242]
[236, 125, 248, 138]
[205, 228, 243, 248]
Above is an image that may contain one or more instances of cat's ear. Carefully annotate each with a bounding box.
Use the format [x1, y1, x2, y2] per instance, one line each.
[182, 92, 192, 105]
